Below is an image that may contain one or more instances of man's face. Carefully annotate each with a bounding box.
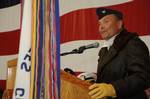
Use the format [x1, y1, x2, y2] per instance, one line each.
[98, 14, 123, 40]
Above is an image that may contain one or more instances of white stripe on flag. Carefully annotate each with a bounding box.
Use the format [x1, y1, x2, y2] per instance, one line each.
[13, 0, 32, 98]
[0, 4, 20, 32]
[61, 35, 150, 72]
[59, 0, 133, 16]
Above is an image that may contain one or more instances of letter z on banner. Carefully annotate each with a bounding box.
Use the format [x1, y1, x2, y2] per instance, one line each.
[13, 0, 31, 98]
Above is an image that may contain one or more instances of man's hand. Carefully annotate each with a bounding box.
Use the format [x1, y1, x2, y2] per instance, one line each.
[88, 83, 116, 99]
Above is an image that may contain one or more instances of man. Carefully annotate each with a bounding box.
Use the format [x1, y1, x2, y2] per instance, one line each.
[88, 8, 150, 99]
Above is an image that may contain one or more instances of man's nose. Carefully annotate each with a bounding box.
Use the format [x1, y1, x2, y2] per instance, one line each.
[99, 25, 104, 31]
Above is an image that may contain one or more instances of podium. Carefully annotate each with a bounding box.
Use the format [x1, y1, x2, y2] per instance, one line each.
[61, 70, 91, 99]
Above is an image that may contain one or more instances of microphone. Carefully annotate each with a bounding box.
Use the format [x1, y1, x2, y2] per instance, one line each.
[77, 42, 99, 53]
[85, 42, 99, 49]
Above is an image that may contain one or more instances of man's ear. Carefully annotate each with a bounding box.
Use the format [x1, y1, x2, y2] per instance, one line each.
[118, 20, 123, 29]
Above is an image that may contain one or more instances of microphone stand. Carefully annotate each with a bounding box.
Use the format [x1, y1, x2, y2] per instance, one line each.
[61, 46, 86, 56]
[60, 49, 79, 56]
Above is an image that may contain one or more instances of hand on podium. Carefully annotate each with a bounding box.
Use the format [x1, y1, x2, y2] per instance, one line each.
[88, 83, 116, 99]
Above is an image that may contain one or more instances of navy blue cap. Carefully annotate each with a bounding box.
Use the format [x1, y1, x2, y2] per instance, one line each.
[96, 8, 123, 20]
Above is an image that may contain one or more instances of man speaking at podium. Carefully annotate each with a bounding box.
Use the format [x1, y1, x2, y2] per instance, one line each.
[88, 8, 150, 99]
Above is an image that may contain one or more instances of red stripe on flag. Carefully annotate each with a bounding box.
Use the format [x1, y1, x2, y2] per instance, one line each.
[0, 80, 6, 91]
[0, 29, 20, 55]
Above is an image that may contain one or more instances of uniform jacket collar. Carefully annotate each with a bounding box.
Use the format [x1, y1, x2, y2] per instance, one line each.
[99, 29, 138, 71]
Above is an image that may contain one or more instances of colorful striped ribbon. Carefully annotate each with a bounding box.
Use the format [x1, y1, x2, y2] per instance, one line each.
[30, 0, 60, 98]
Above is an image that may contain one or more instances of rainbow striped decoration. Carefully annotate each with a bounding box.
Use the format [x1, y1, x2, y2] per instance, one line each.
[30, 0, 60, 99]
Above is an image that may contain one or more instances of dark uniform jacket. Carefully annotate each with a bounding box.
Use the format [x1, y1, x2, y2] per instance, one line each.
[96, 29, 150, 99]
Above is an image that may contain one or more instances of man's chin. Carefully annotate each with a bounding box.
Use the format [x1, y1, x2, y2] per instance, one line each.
[101, 35, 109, 40]
[103, 37, 112, 40]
